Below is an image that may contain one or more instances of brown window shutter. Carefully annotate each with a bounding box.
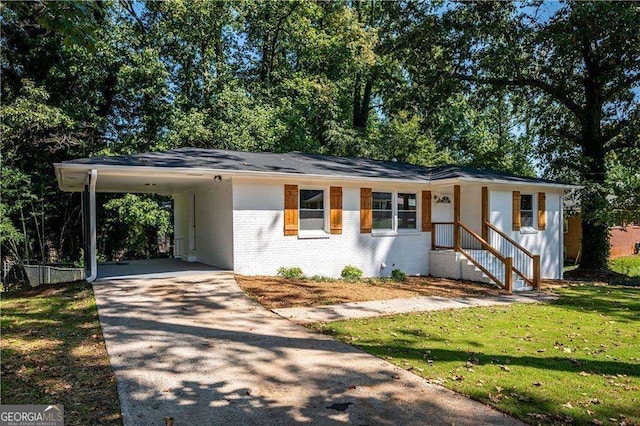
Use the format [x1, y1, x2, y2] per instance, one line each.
[360, 188, 372, 233]
[421, 190, 432, 232]
[284, 185, 298, 236]
[538, 192, 546, 230]
[330, 186, 343, 234]
[512, 191, 521, 231]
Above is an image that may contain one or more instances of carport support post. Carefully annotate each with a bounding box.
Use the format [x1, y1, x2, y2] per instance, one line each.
[86, 169, 98, 282]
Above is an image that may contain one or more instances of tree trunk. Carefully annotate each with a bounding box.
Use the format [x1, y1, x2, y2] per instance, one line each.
[353, 73, 362, 127]
[353, 71, 375, 129]
[578, 83, 610, 270]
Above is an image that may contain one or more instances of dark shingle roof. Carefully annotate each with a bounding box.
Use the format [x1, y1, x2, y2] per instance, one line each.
[61, 148, 567, 186]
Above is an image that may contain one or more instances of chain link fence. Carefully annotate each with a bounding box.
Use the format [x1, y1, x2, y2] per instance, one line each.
[2, 261, 86, 292]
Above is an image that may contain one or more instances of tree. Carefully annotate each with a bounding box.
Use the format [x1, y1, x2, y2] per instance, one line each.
[404, 1, 640, 269]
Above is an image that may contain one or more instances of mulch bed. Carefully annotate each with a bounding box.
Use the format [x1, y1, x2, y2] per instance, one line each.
[235, 275, 510, 309]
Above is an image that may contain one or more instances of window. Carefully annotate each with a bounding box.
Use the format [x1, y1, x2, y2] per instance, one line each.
[397, 193, 417, 229]
[369, 191, 419, 232]
[372, 192, 393, 229]
[299, 189, 324, 231]
[520, 194, 534, 227]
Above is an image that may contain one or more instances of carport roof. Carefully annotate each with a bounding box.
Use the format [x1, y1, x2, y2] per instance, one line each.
[56, 148, 575, 190]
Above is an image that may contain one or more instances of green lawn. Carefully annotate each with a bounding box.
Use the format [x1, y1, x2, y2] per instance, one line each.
[314, 286, 640, 425]
[1, 282, 122, 425]
[610, 256, 640, 277]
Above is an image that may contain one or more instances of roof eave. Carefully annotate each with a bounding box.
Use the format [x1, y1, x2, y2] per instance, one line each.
[54, 163, 577, 190]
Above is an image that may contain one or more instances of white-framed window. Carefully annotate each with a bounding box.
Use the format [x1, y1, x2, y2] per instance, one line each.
[371, 191, 419, 233]
[299, 189, 325, 231]
[373, 192, 393, 230]
[397, 193, 417, 229]
[520, 194, 534, 228]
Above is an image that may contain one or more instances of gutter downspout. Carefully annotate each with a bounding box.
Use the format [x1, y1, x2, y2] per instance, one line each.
[86, 169, 98, 282]
[560, 193, 564, 280]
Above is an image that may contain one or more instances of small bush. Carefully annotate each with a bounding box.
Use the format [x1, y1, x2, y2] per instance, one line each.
[391, 268, 407, 282]
[311, 275, 337, 282]
[277, 266, 304, 280]
[341, 265, 363, 281]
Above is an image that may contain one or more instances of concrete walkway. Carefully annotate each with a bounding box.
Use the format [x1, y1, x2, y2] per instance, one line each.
[93, 273, 523, 425]
[274, 292, 557, 324]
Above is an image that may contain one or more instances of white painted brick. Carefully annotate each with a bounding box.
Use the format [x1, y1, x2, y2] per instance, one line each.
[232, 182, 429, 278]
[429, 251, 461, 279]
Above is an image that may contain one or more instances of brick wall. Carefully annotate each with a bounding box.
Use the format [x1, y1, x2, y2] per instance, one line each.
[611, 224, 640, 258]
[232, 180, 430, 278]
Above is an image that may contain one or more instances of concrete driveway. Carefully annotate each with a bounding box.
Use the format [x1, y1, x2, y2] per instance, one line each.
[93, 273, 522, 425]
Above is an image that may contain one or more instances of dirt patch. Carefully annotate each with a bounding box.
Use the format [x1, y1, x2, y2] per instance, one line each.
[235, 275, 509, 309]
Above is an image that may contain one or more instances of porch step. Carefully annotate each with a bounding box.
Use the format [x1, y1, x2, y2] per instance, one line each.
[461, 250, 533, 292]
[429, 249, 534, 292]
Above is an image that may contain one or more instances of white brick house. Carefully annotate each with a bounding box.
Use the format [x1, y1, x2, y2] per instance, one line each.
[55, 148, 575, 292]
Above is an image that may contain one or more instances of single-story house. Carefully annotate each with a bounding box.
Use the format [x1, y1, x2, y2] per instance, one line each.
[54, 148, 575, 292]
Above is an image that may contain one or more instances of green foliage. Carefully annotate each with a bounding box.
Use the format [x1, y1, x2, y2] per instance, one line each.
[310, 275, 337, 283]
[402, 1, 640, 268]
[277, 267, 304, 280]
[317, 286, 640, 425]
[3, 0, 637, 268]
[103, 194, 172, 260]
[390, 269, 407, 282]
[341, 265, 363, 282]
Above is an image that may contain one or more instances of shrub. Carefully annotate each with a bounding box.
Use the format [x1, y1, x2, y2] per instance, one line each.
[277, 266, 304, 280]
[310, 275, 337, 282]
[341, 265, 363, 281]
[391, 268, 407, 282]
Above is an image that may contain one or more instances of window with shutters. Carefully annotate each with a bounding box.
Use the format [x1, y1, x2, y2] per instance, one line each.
[397, 193, 417, 229]
[520, 194, 534, 228]
[372, 192, 393, 230]
[368, 191, 419, 233]
[299, 189, 325, 231]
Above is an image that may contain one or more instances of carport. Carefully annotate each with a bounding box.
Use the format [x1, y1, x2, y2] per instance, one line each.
[96, 258, 227, 281]
[54, 160, 234, 282]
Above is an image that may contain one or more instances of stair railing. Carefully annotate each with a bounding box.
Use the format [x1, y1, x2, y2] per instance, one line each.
[456, 222, 513, 291]
[485, 222, 541, 290]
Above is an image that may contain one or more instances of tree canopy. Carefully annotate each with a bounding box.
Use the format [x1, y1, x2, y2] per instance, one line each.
[1, 0, 637, 269]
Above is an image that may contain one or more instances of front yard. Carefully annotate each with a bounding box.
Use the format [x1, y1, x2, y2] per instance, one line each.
[0, 282, 122, 425]
[314, 285, 640, 425]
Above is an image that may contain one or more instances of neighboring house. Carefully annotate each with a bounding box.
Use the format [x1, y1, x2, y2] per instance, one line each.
[54, 148, 575, 292]
[564, 208, 640, 261]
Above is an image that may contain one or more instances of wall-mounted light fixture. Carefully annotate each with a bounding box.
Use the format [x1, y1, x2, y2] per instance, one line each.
[433, 195, 451, 204]
[213, 175, 222, 182]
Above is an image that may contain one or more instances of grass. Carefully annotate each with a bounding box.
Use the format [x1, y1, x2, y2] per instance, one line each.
[610, 256, 640, 277]
[314, 285, 640, 425]
[1, 282, 122, 425]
